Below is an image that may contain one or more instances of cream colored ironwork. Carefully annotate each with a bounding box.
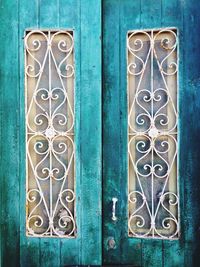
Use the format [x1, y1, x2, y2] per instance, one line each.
[127, 29, 179, 239]
[25, 30, 75, 237]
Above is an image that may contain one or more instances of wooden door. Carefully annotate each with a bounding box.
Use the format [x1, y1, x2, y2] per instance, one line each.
[0, 1, 102, 266]
[1, 0, 200, 266]
[103, 0, 200, 266]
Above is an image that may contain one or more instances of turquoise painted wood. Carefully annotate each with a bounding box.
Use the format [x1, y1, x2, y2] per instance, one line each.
[0, 0, 102, 266]
[1, 0, 200, 266]
[103, 0, 200, 266]
[0, 0, 20, 266]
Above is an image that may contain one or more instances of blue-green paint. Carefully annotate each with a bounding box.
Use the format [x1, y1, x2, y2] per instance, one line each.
[103, 0, 200, 266]
[1, 0, 200, 266]
[0, 0, 102, 266]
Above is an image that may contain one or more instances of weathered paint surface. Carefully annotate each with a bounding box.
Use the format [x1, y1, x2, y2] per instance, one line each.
[0, 0, 200, 266]
[103, 0, 200, 266]
[0, 0, 102, 266]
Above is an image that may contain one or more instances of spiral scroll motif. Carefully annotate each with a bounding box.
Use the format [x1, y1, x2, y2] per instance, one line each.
[128, 29, 179, 239]
[25, 30, 75, 237]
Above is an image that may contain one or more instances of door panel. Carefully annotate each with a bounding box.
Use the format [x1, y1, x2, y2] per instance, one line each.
[0, 0, 101, 266]
[103, 0, 200, 266]
[1, 0, 200, 266]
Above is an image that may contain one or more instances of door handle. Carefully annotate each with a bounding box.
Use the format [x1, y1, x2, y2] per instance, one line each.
[112, 197, 118, 221]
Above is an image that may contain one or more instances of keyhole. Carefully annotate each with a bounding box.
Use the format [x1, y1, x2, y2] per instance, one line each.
[108, 237, 116, 249]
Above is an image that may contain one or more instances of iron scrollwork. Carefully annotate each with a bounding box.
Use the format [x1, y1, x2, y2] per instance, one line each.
[25, 30, 76, 237]
[128, 29, 179, 239]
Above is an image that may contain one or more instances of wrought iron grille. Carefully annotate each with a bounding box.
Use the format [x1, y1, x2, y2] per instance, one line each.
[25, 30, 76, 237]
[127, 29, 179, 239]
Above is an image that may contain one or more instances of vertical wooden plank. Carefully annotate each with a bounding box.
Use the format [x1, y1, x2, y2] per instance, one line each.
[182, 0, 200, 266]
[141, 0, 162, 29]
[0, 2, 2, 264]
[103, 0, 122, 264]
[80, 0, 102, 265]
[19, 1, 40, 266]
[161, 1, 184, 266]
[161, 0, 181, 26]
[140, 1, 163, 266]
[0, 55, 1, 267]
[39, 0, 59, 28]
[39, 1, 61, 266]
[0, 0, 20, 265]
[59, 0, 81, 264]
[0, 3, 2, 266]
[142, 240, 163, 267]
[119, 0, 142, 265]
[40, 239, 60, 267]
[163, 240, 183, 267]
[142, 238, 163, 267]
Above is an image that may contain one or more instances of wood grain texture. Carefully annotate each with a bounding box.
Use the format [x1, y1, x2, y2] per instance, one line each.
[103, 0, 200, 266]
[1, 0, 200, 266]
[182, 0, 200, 266]
[102, 0, 121, 264]
[0, 0, 20, 266]
[19, 1, 40, 266]
[162, 1, 184, 266]
[59, 0, 81, 265]
[80, 0, 102, 265]
[119, 0, 142, 265]
[1, 0, 102, 266]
